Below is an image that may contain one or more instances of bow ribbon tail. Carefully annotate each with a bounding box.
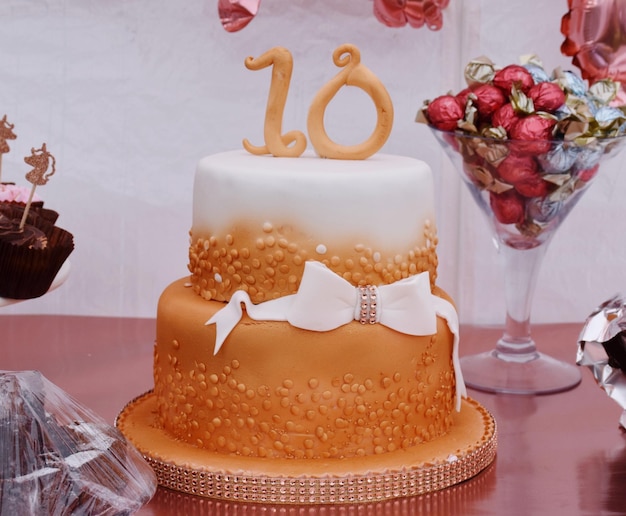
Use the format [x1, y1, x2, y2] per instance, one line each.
[206, 291, 293, 355]
[431, 295, 466, 410]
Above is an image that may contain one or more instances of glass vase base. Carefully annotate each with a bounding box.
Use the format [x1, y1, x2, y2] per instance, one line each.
[460, 350, 582, 395]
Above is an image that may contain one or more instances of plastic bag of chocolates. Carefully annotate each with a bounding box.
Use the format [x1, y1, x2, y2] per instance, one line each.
[0, 370, 157, 515]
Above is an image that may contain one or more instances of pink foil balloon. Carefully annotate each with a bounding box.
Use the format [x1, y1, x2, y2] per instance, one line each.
[373, 0, 450, 31]
[561, 0, 626, 85]
[218, 0, 261, 32]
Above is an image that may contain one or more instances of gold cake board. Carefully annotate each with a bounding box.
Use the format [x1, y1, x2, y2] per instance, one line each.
[116, 392, 496, 505]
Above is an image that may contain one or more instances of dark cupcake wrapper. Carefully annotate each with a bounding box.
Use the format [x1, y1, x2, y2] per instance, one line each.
[0, 201, 57, 224]
[0, 209, 74, 299]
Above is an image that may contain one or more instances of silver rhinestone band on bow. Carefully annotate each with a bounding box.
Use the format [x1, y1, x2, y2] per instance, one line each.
[357, 285, 379, 325]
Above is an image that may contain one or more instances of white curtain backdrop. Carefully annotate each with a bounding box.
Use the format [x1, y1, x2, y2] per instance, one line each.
[1, 0, 624, 325]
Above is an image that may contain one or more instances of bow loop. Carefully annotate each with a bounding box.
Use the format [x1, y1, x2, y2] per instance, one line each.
[378, 272, 437, 335]
[287, 261, 359, 330]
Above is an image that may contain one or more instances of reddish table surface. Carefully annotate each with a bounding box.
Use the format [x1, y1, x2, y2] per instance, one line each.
[1, 315, 625, 516]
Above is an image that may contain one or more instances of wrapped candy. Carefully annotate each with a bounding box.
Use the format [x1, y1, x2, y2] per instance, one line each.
[418, 55, 626, 142]
[508, 115, 557, 153]
[578, 296, 626, 429]
[418, 55, 626, 246]
[0, 370, 157, 515]
[489, 189, 525, 225]
[493, 64, 534, 95]
[472, 84, 507, 122]
[492, 103, 519, 133]
[425, 95, 464, 131]
[528, 82, 567, 112]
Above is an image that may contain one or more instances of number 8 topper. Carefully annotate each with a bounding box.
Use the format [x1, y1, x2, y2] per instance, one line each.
[243, 44, 394, 160]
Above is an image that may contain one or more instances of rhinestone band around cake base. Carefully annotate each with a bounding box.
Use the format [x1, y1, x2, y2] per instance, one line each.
[116, 393, 496, 505]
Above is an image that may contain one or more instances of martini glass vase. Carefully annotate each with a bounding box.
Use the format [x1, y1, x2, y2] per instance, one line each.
[432, 129, 626, 394]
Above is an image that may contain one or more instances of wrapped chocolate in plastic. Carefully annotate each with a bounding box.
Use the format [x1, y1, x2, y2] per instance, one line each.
[0, 370, 157, 515]
[577, 296, 626, 428]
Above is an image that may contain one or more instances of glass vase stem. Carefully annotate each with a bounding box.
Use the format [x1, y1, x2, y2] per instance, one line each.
[496, 243, 548, 361]
[459, 237, 581, 394]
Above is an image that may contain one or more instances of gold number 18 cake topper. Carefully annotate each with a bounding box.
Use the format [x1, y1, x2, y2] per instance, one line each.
[243, 44, 394, 160]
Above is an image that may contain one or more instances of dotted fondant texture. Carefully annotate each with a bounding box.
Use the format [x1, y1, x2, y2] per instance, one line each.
[189, 221, 438, 303]
[154, 279, 456, 460]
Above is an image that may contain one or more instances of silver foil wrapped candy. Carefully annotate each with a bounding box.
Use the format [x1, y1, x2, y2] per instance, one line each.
[578, 296, 626, 429]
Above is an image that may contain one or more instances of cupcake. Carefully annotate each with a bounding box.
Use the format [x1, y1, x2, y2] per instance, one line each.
[0, 205, 73, 299]
[0, 183, 58, 223]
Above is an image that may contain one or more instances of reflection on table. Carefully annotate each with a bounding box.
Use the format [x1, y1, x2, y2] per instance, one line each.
[1, 316, 624, 516]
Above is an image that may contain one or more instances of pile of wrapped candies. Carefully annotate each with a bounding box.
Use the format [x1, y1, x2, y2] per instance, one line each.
[418, 55, 626, 142]
[418, 56, 626, 244]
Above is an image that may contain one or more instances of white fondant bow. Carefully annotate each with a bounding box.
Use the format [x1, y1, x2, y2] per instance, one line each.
[206, 261, 466, 409]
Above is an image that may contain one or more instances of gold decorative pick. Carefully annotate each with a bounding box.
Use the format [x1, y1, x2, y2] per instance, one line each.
[19, 143, 56, 230]
[0, 115, 17, 183]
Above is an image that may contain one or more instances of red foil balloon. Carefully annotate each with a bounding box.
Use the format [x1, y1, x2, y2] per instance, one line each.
[373, 0, 450, 31]
[218, 0, 261, 32]
[561, 0, 626, 85]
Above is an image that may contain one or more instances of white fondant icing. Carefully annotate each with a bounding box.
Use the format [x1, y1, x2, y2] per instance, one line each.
[191, 151, 436, 251]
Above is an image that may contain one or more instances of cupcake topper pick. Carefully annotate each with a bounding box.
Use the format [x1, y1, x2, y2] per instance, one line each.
[19, 143, 56, 230]
[0, 115, 17, 183]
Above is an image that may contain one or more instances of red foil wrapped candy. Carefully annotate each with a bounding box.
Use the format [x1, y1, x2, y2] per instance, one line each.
[493, 64, 534, 95]
[472, 84, 507, 122]
[528, 82, 566, 113]
[509, 115, 557, 153]
[490, 189, 525, 225]
[496, 153, 538, 184]
[426, 95, 464, 131]
[515, 175, 551, 198]
[492, 103, 520, 134]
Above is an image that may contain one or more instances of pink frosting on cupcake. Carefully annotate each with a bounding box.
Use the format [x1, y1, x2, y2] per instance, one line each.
[0, 184, 42, 204]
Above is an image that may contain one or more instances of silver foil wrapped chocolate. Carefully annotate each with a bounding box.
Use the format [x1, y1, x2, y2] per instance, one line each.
[577, 296, 626, 428]
[0, 370, 157, 515]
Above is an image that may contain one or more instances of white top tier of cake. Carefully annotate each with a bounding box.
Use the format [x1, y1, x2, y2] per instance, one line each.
[191, 150, 435, 253]
[189, 150, 438, 303]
